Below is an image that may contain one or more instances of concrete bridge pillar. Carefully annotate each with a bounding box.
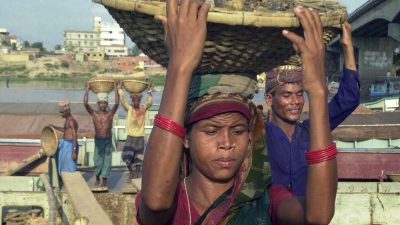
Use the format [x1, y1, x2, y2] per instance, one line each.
[388, 22, 400, 42]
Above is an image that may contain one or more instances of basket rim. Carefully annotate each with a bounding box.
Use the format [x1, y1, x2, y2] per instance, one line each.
[123, 79, 149, 93]
[94, 0, 347, 27]
[123, 79, 149, 85]
[88, 79, 115, 84]
[40, 126, 58, 157]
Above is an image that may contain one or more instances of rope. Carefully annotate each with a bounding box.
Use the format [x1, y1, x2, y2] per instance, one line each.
[5, 210, 47, 225]
[5, 211, 31, 225]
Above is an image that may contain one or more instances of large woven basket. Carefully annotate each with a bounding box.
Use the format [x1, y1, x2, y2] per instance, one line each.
[123, 80, 149, 94]
[40, 126, 58, 157]
[88, 78, 115, 93]
[94, 0, 347, 75]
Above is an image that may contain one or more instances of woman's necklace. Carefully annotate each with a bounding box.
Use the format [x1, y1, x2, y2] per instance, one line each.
[183, 177, 192, 225]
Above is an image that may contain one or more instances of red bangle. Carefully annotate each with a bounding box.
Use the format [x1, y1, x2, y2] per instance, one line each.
[154, 114, 185, 140]
[305, 143, 337, 165]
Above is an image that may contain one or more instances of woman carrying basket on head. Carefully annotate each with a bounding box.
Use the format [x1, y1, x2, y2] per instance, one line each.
[135, 0, 337, 224]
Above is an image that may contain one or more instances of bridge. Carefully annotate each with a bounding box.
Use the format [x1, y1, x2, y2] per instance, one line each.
[328, 0, 400, 81]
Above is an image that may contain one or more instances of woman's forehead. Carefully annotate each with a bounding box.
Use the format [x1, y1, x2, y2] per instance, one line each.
[197, 112, 248, 125]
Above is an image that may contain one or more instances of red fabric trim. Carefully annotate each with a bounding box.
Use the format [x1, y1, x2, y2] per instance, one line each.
[268, 184, 296, 225]
[187, 101, 251, 125]
[135, 191, 144, 225]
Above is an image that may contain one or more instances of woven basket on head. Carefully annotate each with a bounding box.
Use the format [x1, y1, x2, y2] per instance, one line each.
[94, 0, 347, 76]
[40, 126, 58, 157]
[89, 78, 115, 93]
[123, 80, 149, 94]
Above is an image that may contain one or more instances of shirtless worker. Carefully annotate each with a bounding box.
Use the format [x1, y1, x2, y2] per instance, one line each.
[50, 101, 79, 173]
[84, 81, 120, 190]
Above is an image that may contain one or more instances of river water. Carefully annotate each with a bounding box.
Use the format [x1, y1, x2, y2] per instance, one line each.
[0, 80, 266, 107]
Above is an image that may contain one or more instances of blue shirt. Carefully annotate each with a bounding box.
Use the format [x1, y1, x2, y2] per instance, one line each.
[266, 68, 360, 196]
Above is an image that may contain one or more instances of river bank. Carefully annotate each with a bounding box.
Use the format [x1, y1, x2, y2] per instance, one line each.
[0, 55, 167, 87]
[0, 72, 167, 87]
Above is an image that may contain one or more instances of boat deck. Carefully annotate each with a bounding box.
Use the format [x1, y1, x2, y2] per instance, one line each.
[80, 168, 140, 193]
[0, 103, 96, 139]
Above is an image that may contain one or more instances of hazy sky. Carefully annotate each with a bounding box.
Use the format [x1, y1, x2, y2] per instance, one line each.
[0, 0, 368, 50]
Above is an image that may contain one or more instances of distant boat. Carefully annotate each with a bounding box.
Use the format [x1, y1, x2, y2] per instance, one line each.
[362, 95, 400, 112]
[369, 78, 400, 97]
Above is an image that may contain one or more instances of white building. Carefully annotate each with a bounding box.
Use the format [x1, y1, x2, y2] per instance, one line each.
[0, 28, 22, 52]
[93, 17, 128, 57]
[0, 28, 10, 54]
[64, 30, 101, 53]
[9, 35, 22, 51]
[63, 17, 128, 57]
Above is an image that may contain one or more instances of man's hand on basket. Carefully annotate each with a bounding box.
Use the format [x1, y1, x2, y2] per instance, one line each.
[340, 21, 357, 71]
[117, 81, 122, 89]
[340, 21, 353, 48]
[282, 6, 326, 94]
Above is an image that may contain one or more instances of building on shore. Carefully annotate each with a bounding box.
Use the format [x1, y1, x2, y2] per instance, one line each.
[0, 53, 30, 62]
[0, 28, 22, 53]
[63, 30, 101, 53]
[63, 17, 128, 59]
[94, 17, 128, 57]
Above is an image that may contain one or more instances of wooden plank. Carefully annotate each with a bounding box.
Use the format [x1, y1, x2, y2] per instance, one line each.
[4, 153, 43, 176]
[61, 172, 113, 225]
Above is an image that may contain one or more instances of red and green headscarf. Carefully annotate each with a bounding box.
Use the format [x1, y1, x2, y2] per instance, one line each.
[184, 74, 272, 225]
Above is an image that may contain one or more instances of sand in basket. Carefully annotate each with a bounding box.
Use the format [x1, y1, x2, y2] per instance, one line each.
[94, 0, 347, 76]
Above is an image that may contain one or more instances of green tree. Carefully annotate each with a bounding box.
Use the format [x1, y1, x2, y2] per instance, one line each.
[131, 44, 140, 56]
[31, 42, 47, 53]
[54, 44, 62, 51]
[23, 41, 30, 48]
[61, 61, 69, 68]
[1, 40, 10, 46]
